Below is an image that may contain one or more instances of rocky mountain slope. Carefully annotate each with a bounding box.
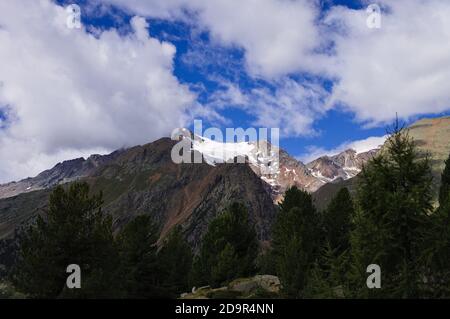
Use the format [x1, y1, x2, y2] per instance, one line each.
[188, 135, 322, 199]
[408, 117, 450, 193]
[266, 148, 323, 202]
[188, 135, 376, 202]
[306, 149, 379, 184]
[254, 146, 378, 201]
[0, 151, 123, 200]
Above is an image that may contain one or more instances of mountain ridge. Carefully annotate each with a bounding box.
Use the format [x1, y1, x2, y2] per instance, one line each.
[0, 150, 124, 199]
[0, 135, 376, 202]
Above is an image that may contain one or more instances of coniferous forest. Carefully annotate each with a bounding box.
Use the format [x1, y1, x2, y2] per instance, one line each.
[1, 123, 450, 299]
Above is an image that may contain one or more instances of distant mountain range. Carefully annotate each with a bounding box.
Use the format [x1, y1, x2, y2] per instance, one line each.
[0, 133, 382, 202]
[0, 116, 449, 269]
[306, 149, 379, 183]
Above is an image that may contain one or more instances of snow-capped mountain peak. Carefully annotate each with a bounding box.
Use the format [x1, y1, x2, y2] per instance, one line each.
[189, 134, 280, 177]
[179, 133, 380, 202]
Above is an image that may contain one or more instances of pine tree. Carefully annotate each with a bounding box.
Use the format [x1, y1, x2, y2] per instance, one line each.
[210, 243, 240, 286]
[424, 152, 450, 297]
[12, 183, 119, 298]
[305, 188, 354, 298]
[272, 186, 321, 298]
[350, 122, 433, 298]
[256, 249, 277, 276]
[304, 242, 350, 298]
[158, 226, 193, 297]
[117, 215, 165, 298]
[323, 187, 354, 255]
[191, 202, 258, 288]
[439, 153, 450, 207]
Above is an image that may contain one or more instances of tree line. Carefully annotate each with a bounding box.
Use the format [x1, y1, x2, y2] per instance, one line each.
[6, 122, 450, 298]
[8, 183, 193, 298]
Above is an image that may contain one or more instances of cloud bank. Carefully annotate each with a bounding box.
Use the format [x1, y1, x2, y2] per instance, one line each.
[326, 0, 450, 125]
[1, 0, 450, 183]
[104, 0, 450, 131]
[0, 1, 201, 183]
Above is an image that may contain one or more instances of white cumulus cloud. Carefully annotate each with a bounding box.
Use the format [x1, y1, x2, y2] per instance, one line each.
[104, 0, 450, 126]
[2, 0, 450, 182]
[102, 0, 325, 78]
[0, 0, 199, 183]
[325, 0, 450, 125]
[206, 78, 329, 137]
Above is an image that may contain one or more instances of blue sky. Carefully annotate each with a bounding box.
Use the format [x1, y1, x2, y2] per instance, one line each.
[66, 0, 446, 159]
[0, 0, 449, 182]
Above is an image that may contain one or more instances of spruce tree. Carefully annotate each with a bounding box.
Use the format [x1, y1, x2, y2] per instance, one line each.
[117, 215, 164, 298]
[425, 152, 450, 297]
[272, 186, 321, 298]
[323, 187, 354, 255]
[158, 226, 193, 297]
[350, 122, 433, 298]
[210, 243, 240, 286]
[12, 183, 119, 298]
[191, 202, 258, 288]
[304, 242, 349, 298]
[305, 188, 354, 298]
[439, 153, 450, 207]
